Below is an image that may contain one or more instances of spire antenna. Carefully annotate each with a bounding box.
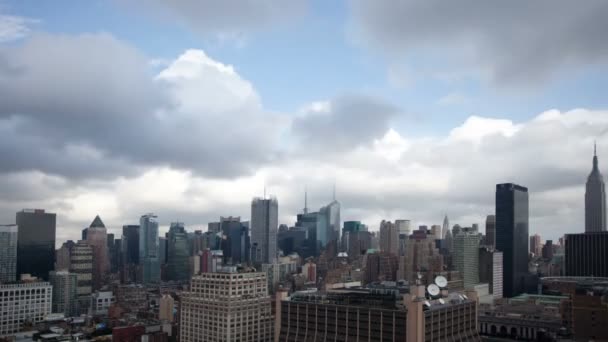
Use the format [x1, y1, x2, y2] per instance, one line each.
[595, 140, 597, 157]
[332, 182, 336, 202]
[304, 185, 309, 214]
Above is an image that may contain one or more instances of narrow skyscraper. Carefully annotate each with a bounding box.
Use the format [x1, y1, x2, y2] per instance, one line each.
[495, 183, 529, 298]
[485, 215, 496, 248]
[585, 143, 607, 232]
[16, 209, 56, 280]
[442, 215, 449, 239]
[86, 215, 109, 290]
[0, 225, 18, 283]
[139, 214, 160, 284]
[167, 222, 190, 281]
[251, 197, 278, 264]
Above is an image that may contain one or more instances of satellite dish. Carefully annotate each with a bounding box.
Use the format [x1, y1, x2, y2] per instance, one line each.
[434, 276, 448, 288]
[423, 300, 431, 308]
[427, 284, 440, 297]
[438, 298, 445, 305]
[462, 294, 468, 300]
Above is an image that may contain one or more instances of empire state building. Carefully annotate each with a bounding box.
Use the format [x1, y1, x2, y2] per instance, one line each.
[585, 144, 607, 232]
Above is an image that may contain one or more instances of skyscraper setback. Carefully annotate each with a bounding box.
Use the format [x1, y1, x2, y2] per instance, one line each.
[496, 183, 529, 298]
[585, 144, 606, 232]
[16, 209, 56, 280]
[250, 197, 278, 263]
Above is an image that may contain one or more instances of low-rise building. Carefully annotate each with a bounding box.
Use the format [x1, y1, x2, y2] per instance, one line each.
[0, 282, 52, 336]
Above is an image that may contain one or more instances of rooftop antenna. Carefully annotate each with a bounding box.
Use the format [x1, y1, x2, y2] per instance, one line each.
[304, 185, 309, 214]
[332, 181, 336, 202]
[595, 140, 597, 156]
[263, 184, 266, 199]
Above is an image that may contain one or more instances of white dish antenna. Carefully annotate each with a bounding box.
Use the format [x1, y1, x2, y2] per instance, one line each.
[427, 284, 440, 297]
[438, 298, 445, 305]
[434, 275, 448, 288]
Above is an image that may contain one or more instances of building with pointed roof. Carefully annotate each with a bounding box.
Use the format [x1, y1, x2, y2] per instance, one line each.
[86, 215, 109, 290]
[442, 215, 449, 239]
[585, 143, 606, 232]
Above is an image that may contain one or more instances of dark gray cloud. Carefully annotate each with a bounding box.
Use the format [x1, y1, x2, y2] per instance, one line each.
[350, 0, 608, 84]
[0, 33, 283, 179]
[291, 95, 401, 153]
[128, 0, 307, 38]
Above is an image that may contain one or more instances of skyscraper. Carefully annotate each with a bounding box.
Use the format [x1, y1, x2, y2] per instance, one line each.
[379, 220, 399, 254]
[485, 215, 496, 247]
[49, 270, 78, 316]
[442, 215, 450, 239]
[565, 232, 608, 277]
[70, 240, 93, 311]
[479, 247, 503, 299]
[529, 234, 542, 256]
[453, 231, 481, 288]
[16, 209, 56, 280]
[0, 225, 18, 283]
[121, 225, 140, 283]
[220, 216, 250, 265]
[319, 200, 341, 245]
[139, 214, 160, 284]
[0, 282, 52, 336]
[167, 222, 190, 281]
[585, 144, 606, 232]
[86, 215, 109, 290]
[496, 183, 529, 298]
[251, 197, 278, 263]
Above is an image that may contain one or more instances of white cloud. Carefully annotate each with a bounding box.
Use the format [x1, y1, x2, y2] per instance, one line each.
[0, 14, 37, 43]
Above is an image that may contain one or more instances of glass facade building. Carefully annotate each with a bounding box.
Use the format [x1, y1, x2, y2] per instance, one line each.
[495, 183, 529, 298]
[0, 225, 18, 283]
[139, 214, 160, 284]
[220, 217, 250, 265]
[251, 198, 278, 264]
[16, 209, 56, 280]
[167, 222, 190, 281]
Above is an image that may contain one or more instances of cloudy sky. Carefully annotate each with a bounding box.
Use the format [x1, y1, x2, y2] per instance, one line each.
[1, 0, 608, 244]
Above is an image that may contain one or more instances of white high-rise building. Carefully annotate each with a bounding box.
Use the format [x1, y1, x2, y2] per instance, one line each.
[0, 225, 18, 283]
[251, 197, 278, 264]
[0, 282, 52, 336]
[180, 270, 273, 341]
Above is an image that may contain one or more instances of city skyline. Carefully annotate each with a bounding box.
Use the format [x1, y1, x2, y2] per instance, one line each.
[2, 2, 608, 245]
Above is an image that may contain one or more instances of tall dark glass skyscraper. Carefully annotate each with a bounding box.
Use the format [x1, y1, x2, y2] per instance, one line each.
[139, 214, 160, 284]
[167, 222, 190, 281]
[220, 216, 250, 265]
[495, 183, 529, 298]
[585, 144, 606, 232]
[16, 209, 56, 280]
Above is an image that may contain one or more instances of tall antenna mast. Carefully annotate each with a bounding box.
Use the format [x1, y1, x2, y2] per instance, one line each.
[304, 185, 309, 214]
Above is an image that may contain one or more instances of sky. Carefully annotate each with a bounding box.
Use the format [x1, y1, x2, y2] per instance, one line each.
[1, 0, 608, 244]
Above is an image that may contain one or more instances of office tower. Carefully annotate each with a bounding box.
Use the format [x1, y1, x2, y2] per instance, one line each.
[16, 209, 56, 280]
[565, 232, 608, 277]
[379, 220, 399, 254]
[159, 294, 175, 323]
[485, 215, 496, 247]
[496, 183, 529, 297]
[139, 214, 160, 284]
[295, 211, 321, 257]
[341, 221, 371, 259]
[444, 227, 454, 251]
[70, 240, 93, 312]
[0, 281, 52, 335]
[220, 216, 250, 265]
[200, 249, 223, 273]
[453, 231, 481, 288]
[431, 225, 442, 240]
[55, 240, 75, 271]
[251, 197, 278, 263]
[107, 233, 120, 273]
[0, 225, 18, 283]
[442, 215, 450, 239]
[585, 144, 607, 232]
[479, 247, 503, 299]
[49, 270, 78, 316]
[189, 230, 205, 255]
[277, 227, 307, 256]
[159, 236, 168, 264]
[81, 228, 88, 241]
[396, 219, 411, 236]
[530, 234, 542, 256]
[121, 225, 140, 283]
[167, 222, 190, 281]
[208, 221, 221, 233]
[180, 270, 273, 341]
[542, 240, 555, 260]
[321, 199, 341, 244]
[113, 284, 148, 313]
[86, 215, 109, 290]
